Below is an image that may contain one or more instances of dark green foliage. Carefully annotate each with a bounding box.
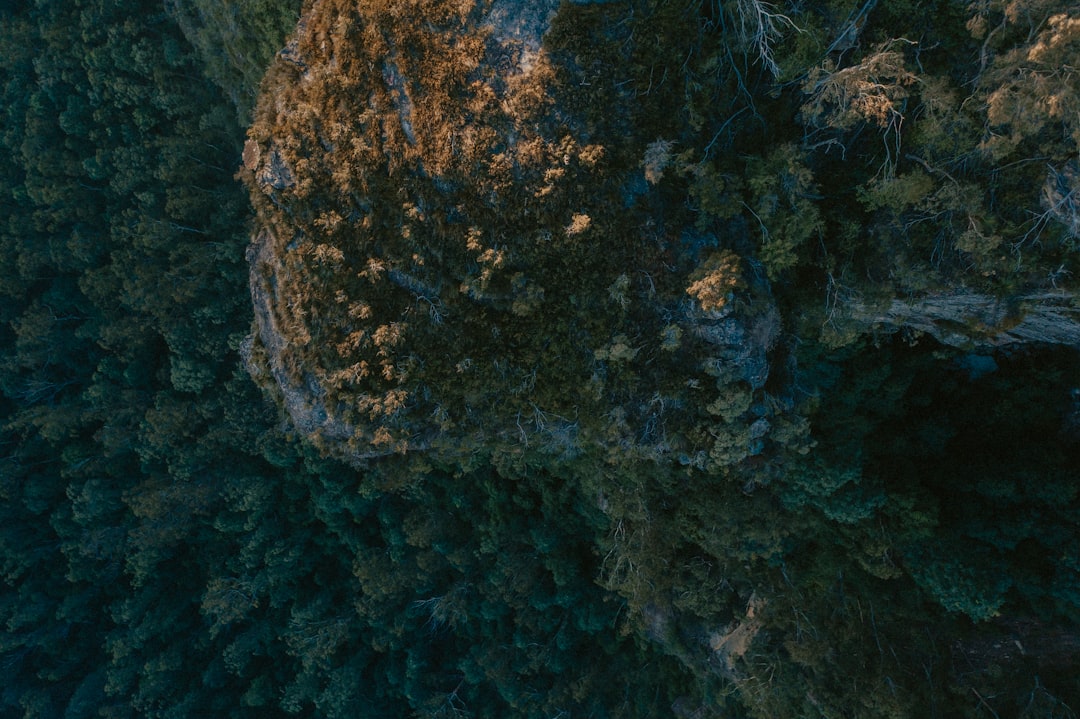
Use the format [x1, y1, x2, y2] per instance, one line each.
[167, 0, 302, 123]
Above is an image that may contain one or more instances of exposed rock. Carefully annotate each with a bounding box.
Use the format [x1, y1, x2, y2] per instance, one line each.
[483, 0, 559, 67]
[709, 592, 766, 675]
[241, 138, 259, 171]
[848, 291, 1080, 349]
[686, 295, 780, 390]
[246, 228, 388, 455]
[255, 145, 294, 191]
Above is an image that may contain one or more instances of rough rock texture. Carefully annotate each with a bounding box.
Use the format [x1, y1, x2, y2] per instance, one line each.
[848, 291, 1080, 349]
[688, 300, 779, 390]
[709, 593, 766, 675]
[484, 0, 558, 56]
[245, 227, 380, 451]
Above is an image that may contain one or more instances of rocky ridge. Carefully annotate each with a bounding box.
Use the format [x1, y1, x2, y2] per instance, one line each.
[241, 0, 787, 467]
[847, 291, 1080, 348]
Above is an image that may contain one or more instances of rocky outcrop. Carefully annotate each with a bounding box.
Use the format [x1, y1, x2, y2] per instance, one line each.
[709, 593, 766, 675]
[241, 0, 575, 460]
[244, 227, 382, 454]
[241, 0, 789, 466]
[848, 291, 1080, 349]
[687, 298, 779, 391]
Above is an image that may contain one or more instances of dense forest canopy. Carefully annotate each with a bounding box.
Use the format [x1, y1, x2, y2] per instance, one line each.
[1, 0, 1079, 718]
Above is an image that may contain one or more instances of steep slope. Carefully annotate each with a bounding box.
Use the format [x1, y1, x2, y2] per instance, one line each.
[240, 0, 786, 468]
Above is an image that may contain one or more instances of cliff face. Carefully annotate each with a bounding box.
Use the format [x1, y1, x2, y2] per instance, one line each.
[846, 291, 1080, 349]
[240, 0, 786, 467]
